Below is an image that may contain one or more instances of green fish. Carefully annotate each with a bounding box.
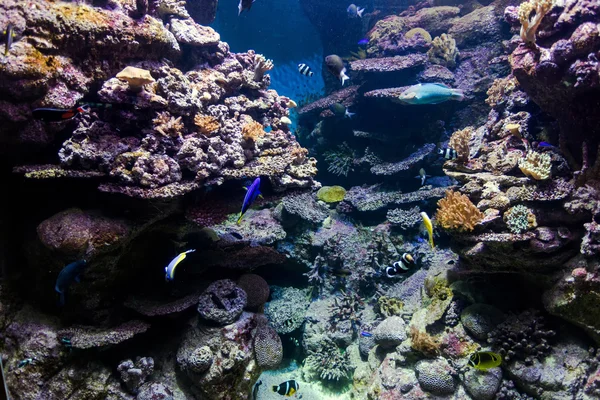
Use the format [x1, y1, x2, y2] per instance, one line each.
[398, 83, 464, 105]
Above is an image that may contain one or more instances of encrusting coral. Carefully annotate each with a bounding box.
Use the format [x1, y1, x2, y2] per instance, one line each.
[449, 127, 472, 163]
[436, 190, 484, 232]
[316, 185, 347, 203]
[518, 151, 552, 180]
[486, 76, 519, 108]
[427, 33, 459, 68]
[517, 0, 554, 45]
[404, 27, 432, 42]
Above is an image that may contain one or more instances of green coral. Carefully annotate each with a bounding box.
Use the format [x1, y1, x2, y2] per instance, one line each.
[317, 186, 347, 203]
[427, 33, 459, 68]
[503, 204, 537, 234]
[404, 27, 432, 42]
[378, 296, 404, 317]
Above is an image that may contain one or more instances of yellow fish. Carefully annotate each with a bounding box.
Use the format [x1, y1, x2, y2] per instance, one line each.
[468, 351, 502, 371]
[420, 212, 434, 249]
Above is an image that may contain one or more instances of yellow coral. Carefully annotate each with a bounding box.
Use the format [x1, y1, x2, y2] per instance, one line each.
[436, 190, 484, 232]
[153, 111, 184, 138]
[404, 27, 432, 43]
[518, 151, 552, 180]
[242, 120, 265, 142]
[449, 127, 473, 163]
[427, 33, 459, 68]
[518, 0, 554, 45]
[486, 76, 519, 108]
[194, 114, 220, 135]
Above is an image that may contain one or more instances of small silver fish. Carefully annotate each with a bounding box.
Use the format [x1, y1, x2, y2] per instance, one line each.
[415, 168, 431, 186]
[347, 4, 365, 18]
[238, 0, 255, 15]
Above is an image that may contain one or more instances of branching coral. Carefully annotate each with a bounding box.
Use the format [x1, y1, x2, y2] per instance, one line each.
[241, 119, 265, 142]
[305, 338, 353, 381]
[518, 0, 554, 45]
[449, 127, 472, 163]
[253, 54, 274, 82]
[153, 111, 184, 138]
[410, 326, 440, 357]
[329, 290, 364, 331]
[504, 204, 537, 234]
[518, 151, 552, 180]
[324, 142, 355, 176]
[427, 33, 459, 69]
[193, 114, 220, 135]
[436, 190, 484, 232]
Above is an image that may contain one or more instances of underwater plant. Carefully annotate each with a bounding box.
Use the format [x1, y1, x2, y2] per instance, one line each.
[153, 111, 184, 138]
[329, 290, 364, 331]
[436, 190, 484, 232]
[193, 114, 220, 135]
[324, 142, 355, 177]
[410, 326, 440, 357]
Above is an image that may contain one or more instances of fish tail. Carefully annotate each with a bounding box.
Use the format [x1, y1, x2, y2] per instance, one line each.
[340, 68, 349, 86]
[357, 7, 365, 17]
[237, 212, 244, 224]
[345, 110, 355, 118]
[452, 89, 465, 101]
[272, 385, 278, 392]
[429, 232, 435, 249]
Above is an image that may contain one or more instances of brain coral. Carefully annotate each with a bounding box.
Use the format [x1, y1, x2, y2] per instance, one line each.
[415, 358, 457, 395]
[518, 151, 551, 180]
[237, 274, 270, 309]
[436, 190, 484, 232]
[373, 316, 407, 348]
[253, 323, 283, 369]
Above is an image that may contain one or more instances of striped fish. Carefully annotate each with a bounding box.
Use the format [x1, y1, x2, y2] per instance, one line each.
[164, 249, 196, 282]
[298, 63, 314, 77]
[272, 380, 299, 397]
[438, 147, 458, 160]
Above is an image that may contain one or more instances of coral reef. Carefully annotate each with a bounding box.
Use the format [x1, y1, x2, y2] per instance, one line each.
[253, 320, 283, 369]
[305, 337, 353, 381]
[373, 316, 407, 349]
[237, 274, 270, 310]
[264, 287, 310, 334]
[117, 357, 154, 394]
[504, 204, 537, 234]
[518, 151, 552, 180]
[436, 190, 484, 232]
[415, 358, 457, 395]
[517, 0, 555, 45]
[449, 127, 472, 164]
[197, 279, 247, 325]
[387, 206, 423, 230]
[427, 33, 459, 68]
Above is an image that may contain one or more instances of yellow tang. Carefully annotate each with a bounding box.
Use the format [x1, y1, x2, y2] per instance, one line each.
[468, 351, 502, 371]
[420, 212, 435, 249]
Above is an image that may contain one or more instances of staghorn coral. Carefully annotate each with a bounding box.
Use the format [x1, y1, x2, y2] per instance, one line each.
[436, 190, 484, 232]
[193, 114, 220, 135]
[404, 27, 432, 42]
[153, 111, 184, 138]
[410, 325, 440, 356]
[253, 54, 274, 82]
[427, 33, 459, 69]
[449, 127, 472, 163]
[305, 338, 353, 381]
[241, 119, 265, 142]
[324, 142, 355, 177]
[518, 151, 552, 180]
[503, 204, 537, 234]
[518, 0, 554, 45]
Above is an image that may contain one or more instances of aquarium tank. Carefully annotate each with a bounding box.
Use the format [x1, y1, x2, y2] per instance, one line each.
[1, 0, 600, 399]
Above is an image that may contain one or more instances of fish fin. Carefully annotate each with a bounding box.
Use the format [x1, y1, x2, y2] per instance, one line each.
[357, 7, 364, 17]
[238, 1, 242, 15]
[243, 186, 248, 191]
[340, 68, 349, 86]
[431, 82, 451, 88]
[345, 110, 355, 118]
[272, 386, 278, 392]
[237, 212, 244, 224]
[258, 194, 264, 199]
[452, 89, 465, 101]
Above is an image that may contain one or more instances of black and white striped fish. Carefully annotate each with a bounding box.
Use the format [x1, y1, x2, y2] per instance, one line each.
[439, 147, 458, 160]
[298, 63, 314, 77]
[385, 253, 415, 278]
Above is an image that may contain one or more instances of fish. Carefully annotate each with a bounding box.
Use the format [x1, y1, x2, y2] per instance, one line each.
[538, 141, 554, 148]
[398, 83, 464, 105]
[358, 38, 369, 46]
[252, 380, 262, 400]
[415, 168, 431, 186]
[55, 260, 87, 306]
[347, 4, 365, 18]
[238, 177, 261, 224]
[421, 212, 435, 249]
[329, 103, 355, 118]
[386, 253, 415, 277]
[438, 147, 458, 160]
[360, 331, 372, 337]
[0, 358, 9, 400]
[298, 63, 314, 77]
[325, 55, 349, 86]
[32, 104, 90, 122]
[3, 23, 17, 56]
[238, 0, 255, 15]
[272, 380, 299, 397]
[164, 249, 196, 282]
[468, 351, 502, 371]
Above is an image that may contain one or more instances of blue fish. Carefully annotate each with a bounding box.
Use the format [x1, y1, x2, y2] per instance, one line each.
[538, 141, 553, 147]
[238, 177, 261, 224]
[398, 83, 464, 105]
[361, 331, 372, 337]
[358, 38, 369, 46]
[165, 249, 196, 282]
[55, 260, 87, 306]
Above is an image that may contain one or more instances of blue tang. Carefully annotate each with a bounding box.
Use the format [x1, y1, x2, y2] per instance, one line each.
[165, 249, 196, 282]
[398, 83, 464, 105]
[55, 260, 87, 306]
[238, 177, 261, 224]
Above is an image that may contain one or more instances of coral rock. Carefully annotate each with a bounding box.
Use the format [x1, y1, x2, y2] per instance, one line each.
[197, 279, 247, 325]
[237, 274, 270, 309]
[117, 357, 154, 394]
[373, 316, 407, 349]
[189, 346, 213, 373]
[415, 358, 457, 395]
